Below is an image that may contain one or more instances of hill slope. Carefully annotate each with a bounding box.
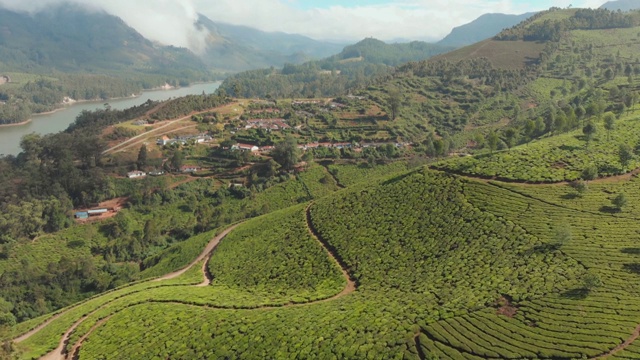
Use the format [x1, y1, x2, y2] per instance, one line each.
[218, 37, 453, 98]
[438, 12, 536, 47]
[198, 15, 344, 73]
[0, 5, 207, 75]
[600, 0, 640, 11]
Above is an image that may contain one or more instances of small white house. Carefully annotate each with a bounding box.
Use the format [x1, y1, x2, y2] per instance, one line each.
[233, 143, 260, 152]
[127, 171, 146, 179]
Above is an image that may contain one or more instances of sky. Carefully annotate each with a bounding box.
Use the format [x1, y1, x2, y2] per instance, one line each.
[0, 0, 612, 50]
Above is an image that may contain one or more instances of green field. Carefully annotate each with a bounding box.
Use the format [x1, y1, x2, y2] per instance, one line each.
[15, 167, 640, 359]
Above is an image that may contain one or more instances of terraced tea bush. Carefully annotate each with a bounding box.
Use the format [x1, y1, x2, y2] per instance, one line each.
[436, 116, 640, 182]
[208, 205, 345, 301]
[311, 170, 581, 307]
[326, 161, 409, 186]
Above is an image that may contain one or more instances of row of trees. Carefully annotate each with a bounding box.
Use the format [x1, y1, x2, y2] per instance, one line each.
[496, 8, 638, 42]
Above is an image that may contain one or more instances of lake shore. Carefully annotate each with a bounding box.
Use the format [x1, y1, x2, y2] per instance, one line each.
[0, 119, 32, 128]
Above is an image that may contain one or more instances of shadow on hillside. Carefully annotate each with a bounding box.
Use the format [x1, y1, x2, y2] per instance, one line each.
[532, 243, 562, 253]
[623, 263, 640, 274]
[599, 165, 621, 175]
[561, 193, 579, 200]
[621, 248, 640, 255]
[559, 145, 581, 152]
[561, 288, 589, 300]
[599, 205, 620, 214]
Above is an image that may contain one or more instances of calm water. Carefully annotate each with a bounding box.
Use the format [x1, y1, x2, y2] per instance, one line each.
[0, 82, 220, 156]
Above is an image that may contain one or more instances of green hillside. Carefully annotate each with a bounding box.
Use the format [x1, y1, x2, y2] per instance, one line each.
[217, 37, 454, 99]
[0, 4, 213, 125]
[9, 165, 640, 359]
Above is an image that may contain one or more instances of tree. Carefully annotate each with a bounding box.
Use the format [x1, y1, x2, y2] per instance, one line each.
[170, 150, 184, 171]
[582, 122, 597, 146]
[387, 88, 402, 120]
[612, 193, 627, 211]
[487, 132, 500, 154]
[570, 180, 588, 197]
[136, 144, 148, 169]
[603, 113, 615, 141]
[582, 165, 598, 181]
[272, 136, 301, 170]
[619, 144, 633, 168]
[554, 225, 572, 247]
[582, 272, 602, 290]
[504, 128, 518, 149]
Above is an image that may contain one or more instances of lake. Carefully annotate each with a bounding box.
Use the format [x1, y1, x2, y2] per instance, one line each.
[0, 82, 221, 156]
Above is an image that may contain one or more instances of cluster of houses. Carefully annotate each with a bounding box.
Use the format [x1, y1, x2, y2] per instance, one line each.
[127, 167, 197, 179]
[229, 141, 408, 154]
[244, 118, 291, 131]
[157, 134, 212, 146]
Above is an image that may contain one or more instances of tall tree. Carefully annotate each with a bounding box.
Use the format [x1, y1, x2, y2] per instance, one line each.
[582, 122, 597, 146]
[619, 144, 633, 168]
[387, 88, 402, 120]
[487, 132, 500, 154]
[603, 113, 615, 141]
[170, 150, 184, 171]
[137, 144, 148, 170]
[272, 136, 301, 170]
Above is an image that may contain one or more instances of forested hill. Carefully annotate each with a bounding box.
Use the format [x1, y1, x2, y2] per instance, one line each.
[437, 12, 536, 47]
[0, 4, 213, 125]
[197, 15, 344, 73]
[217, 38, 453, 98]
[0, 4, 207, 75]
[600, 0, 640, 11]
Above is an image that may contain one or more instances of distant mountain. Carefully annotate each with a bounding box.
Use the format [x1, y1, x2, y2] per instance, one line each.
[438, 12, 536, 48]
[218, 37, 454, 99]
[0, 4, 208, 77]
[600, 0, 640, 11]
[327, 38, 454, 67]
[197, 15, 344, 73]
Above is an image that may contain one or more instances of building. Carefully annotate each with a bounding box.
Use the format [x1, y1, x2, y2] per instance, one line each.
[157, 136, 172, 146]
[75, 212, 89, 219]
[181, 165, 198, 173]
[148, 170, 165, 176]
[88, 209, 109, 217]
[127, 171, 146, 179]
[233, 143, 260, 152]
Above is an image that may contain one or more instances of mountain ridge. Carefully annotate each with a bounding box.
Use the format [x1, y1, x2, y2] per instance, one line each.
[438, 12, 537, 47]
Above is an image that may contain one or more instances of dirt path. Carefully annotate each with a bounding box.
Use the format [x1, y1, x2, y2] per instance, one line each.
[67, 316, 112, 360]
[20, 206, 359, 359]
[304, 203, 356, 297]
[155, 224, 240, 281]
[591, 324, 640, 359]
[110, 124, 198, 154]
[39, 307, 105, 360]
[102, 116, 191, 155]
[13, 314, 64, 344]
[103, 103, 225, 155]
[436, 165, 640, 187]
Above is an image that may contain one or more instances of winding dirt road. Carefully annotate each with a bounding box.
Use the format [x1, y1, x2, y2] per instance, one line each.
[22, 204, 358, 360]
[155, 224, 240, 282]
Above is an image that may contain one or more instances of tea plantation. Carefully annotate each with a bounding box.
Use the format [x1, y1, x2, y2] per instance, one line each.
[10, 166, 640, 359]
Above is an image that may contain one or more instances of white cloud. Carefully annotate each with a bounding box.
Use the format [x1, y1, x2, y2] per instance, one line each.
[0, 0, 610, 49]
[195, 0, 607, 42]
[0, 0, 209, 53]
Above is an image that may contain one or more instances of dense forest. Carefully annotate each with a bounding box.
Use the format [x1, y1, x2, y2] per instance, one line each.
[0, 93, 233, 321]
[217, 38, 453, 99]
[495, 8, 640, 41]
